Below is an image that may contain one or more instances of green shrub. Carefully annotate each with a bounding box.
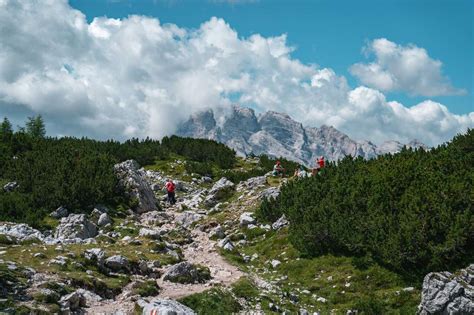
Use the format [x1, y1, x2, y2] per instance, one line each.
[179, 288, 241, 314]
[259, 130, 474, 277]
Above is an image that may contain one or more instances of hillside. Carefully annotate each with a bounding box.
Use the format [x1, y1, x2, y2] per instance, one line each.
[176, 105, 429, 166]
[0, 116, 472, 314]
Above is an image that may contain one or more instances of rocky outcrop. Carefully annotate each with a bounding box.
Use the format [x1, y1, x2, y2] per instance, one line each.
[3, 181, 18, 192]
[417, 264, 474, 315]
[54, 214, 98, 240]
[163, 262, 211, 284]
[50, 206, 69, 219]
[104, 255, 130, 272]
[272, 214, 289, 230]
[204, 177, 235, 207]
[141, 298, 196, 315]
[114, 160, 159, 213]
[0, 222, 44, 243]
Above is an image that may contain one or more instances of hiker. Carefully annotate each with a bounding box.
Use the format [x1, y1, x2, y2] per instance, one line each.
[272, 160, 285, 177]
[294, 165, 307, 179]
[312, 156, 325, 176]
[165, 178, 176, 205]
[298, 165, 309, 178]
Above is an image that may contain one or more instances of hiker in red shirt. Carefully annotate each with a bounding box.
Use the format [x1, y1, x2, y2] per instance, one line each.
[165, 179, 176, 205]
[312, 156, 325, 176]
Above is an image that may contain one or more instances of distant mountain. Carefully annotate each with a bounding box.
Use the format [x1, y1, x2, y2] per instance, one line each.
[176, 106, 428, 166]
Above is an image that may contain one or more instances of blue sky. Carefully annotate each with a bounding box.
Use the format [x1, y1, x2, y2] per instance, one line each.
[70, 0, 473, 115]
[1, 0, 472, 145]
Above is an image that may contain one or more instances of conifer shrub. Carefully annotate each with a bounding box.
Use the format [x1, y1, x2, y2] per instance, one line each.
[258, 130, 474, 276]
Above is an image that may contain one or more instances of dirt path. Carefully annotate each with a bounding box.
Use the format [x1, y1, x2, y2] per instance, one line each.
[87, 206, 245, 314]
[157, 210, 244, 299]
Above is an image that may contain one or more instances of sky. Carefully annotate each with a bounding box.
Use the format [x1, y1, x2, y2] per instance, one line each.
[0, 0, 472, 146]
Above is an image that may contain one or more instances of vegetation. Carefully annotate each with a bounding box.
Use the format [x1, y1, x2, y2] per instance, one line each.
[0, 116, 237, 228]
[179, 288, 241, 314]
[258, 130, 474, 277]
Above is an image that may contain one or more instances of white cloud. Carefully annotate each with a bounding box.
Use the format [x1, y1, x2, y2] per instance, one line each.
[0, 1, 472, 146]
[350, 38, 466, 97]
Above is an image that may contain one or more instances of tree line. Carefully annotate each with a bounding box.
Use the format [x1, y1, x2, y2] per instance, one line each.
[0, 116, 237, 228]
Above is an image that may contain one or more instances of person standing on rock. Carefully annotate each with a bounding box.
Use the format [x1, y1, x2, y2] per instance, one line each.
[165, 179, 176, 205]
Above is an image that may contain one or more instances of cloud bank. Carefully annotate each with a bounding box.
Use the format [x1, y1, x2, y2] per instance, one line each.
[350, 38, 466, 97]
[0, 0, 472, 145]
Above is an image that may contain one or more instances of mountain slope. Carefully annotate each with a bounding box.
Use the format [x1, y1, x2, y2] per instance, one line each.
[176, 105, 427, 166]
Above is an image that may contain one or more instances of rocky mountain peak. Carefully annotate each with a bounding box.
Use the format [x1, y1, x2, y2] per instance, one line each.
[176, 106, 427, 166]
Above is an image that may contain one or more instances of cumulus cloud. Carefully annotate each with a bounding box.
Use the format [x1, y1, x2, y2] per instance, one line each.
[0, 1, 472, 146]
[350, 38, 466, 97]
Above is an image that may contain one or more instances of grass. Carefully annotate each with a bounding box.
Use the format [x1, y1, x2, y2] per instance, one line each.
[131, 279, 160, 297]
[224, 227, 420, 314]
[179, 288, 241, 315]
[231, 277, 259, 300]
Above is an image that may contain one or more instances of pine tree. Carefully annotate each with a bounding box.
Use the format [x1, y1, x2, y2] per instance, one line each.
[0, 117, 13, 142]
[25, 115, 46, 138]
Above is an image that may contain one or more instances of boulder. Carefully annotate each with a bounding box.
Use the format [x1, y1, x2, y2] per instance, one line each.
[141, 298, 196, 315]
[105, 255, 130, 272]
[0, 222, 43, 243]
[163, 262, 211, 284]
[237, 176, 267, 191]
[139, 228, 164, 240]
[417, 264, 474, 315]
[208, 225, 225, 239]
[84, 248, 106, 267]
[114, 160, 159, 213]
[140, 211, 171, 226]
[97, 213, 112, 226]
[59, 291, 83, 311]
[272, 214, 289, 230]
[50, 206, 69, 219]
[271, 259, 281, 268]
[3, 181, 18, 192]
[175, 211, 204, 228]
[54, 214, 98, 240]
[261, 186, 280, 200]
[204, 177, 235, 207]
[239, 212, 256, 226]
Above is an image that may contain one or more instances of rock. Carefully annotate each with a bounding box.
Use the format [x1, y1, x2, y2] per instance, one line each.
[49, 255, 68, 266]
[261, 186, 280, 200]
[97, 213, 112, 226]
[0, 222, 43, 243]
[299, 309, 309, 315]
[175, 211, 204, 228]
[141, 298, 196, 315]
[163, 262, 211, 284]
[114, 160, 159, 213]
[105, 255, 129, 272]
[84, 248, 106, 266]
[271, 259, 281, 268]
[204, 177, 235, 207]
[239, 212, 256, 226]
[201, 176, 212, 183]
[417, 264, 474, 315]
[209, 225, 225, 239]
[76, 288, 102, 306]
[59, 291, 83, 311]
[140, 211, 170, 226]
[59, 289, 101, 312]
[223, 242, 235, 251]
[50, 206, 69, 219]
[237, 176, 267, 191]
[139, 228, 163, 240]
[316, 296, 327, 303]
[3, 181, 18, 192]
[403, 286, 415, 292]
[272, 214, 289, 230]
[54, 214, 98, 240]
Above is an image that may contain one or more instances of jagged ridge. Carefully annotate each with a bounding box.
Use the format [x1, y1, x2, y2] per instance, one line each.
[176, 105, 428, 166]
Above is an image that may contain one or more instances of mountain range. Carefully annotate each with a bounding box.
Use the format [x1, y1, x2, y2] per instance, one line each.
[176, 106, 428, 166]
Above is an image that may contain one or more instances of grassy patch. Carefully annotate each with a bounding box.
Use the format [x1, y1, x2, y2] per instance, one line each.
[232, 228, 420, 314]
[231, 277, 259, 300]
[131, 280, 160, 297]
[179, 288, 241, 314]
